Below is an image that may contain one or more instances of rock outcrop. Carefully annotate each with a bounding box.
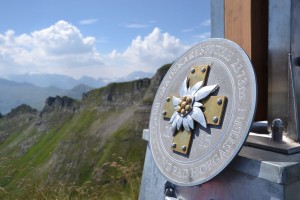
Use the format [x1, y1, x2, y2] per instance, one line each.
[143, 63, 171, 104]
[42, 96, 79, 113]
[6, 104, 37, 118]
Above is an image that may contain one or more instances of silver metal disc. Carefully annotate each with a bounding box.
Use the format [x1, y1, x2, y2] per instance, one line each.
[149, 38, 257, 186]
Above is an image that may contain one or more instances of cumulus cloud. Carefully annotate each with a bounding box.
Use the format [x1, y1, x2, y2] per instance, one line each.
[0, 20, 102, 77]
[32, 21, 96, 55]
[105, 27, 188, 76]
[0, 21, 188, 78]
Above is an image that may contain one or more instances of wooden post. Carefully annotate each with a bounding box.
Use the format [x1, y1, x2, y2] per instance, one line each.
[224, 0, 268, 121]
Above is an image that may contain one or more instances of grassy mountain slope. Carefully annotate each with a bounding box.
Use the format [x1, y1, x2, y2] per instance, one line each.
[0, 64, 171, 199]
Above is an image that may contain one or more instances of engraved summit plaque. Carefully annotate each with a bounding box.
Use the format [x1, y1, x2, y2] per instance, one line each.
[149, 38, 257, 186]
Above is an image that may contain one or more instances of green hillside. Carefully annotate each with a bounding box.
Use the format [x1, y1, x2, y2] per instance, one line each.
[0, 64, 171, 199]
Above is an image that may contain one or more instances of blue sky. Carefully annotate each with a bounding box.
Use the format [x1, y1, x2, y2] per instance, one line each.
[0, 0, 210, 79]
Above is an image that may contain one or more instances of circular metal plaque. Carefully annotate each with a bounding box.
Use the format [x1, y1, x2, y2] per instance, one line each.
[149, 38, 257, 186]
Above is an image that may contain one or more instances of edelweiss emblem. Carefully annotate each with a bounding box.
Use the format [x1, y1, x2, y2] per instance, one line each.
[170, 77, 218, 133]
[162, 65, 227, 154]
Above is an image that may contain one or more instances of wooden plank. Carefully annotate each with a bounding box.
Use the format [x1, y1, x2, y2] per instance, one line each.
[224, 0, 268, 121]
[225, 0, 252, 57]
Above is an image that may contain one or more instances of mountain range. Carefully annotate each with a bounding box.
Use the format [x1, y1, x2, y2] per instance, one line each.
[0, 78, 93, 114]
[6, 71, 154, 90]
[0, 71, 154, 114]
[0, 64, 170, 199]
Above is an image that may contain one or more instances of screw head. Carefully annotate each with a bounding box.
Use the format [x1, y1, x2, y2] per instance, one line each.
[191, 68, 196, 74]
[181, 145, 186, 151]
[166, 97, 171, 102]
[217, 98, 222, 105]
[213, 116, 218, 123]
[162, 110, 167, 116]
[165, 187, 175, 197]
[201, 67, 206, 73]
[171, 143, 176, 148]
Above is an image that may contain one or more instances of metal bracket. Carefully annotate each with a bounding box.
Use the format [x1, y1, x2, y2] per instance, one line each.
[246, 54, 300, 154]
[203, 96, 227, 125]
[188, 65, 210, 87]
[163, 96, 175, 119]
[172, 130, 192, 154]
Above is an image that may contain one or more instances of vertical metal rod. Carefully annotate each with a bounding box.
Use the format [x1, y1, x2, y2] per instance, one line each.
[211, 0, 224, 38]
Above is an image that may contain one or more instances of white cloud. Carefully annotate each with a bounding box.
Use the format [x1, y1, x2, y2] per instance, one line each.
[126, 24, 148, 29]
[193, 32, 211, 40]
[0, 22, 188, 79]
[201, 19, 211, 27]
[0, 20, 103, 77]
[79, 19, 98, 25]
[32, 20, 96, 55]
[105, 27, 188, 76]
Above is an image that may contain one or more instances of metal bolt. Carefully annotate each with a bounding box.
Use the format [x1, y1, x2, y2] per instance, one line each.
[165, 187, 175, 197]
[191, 68, 196, 74]
[171, 143, 176, 148]
[181, 145, 186, 151]
[217, 98, 222, 105]
[201, 67, 206, 73]
[166, 97, 171, 102]
[167, 188, 173, 193]
[271, 118, 284, 142]
[162, 110, 167, 116]
[213, 116, 218, 123]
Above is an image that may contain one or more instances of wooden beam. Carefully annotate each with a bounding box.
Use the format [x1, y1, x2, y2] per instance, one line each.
[224, 0, 268, 121]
